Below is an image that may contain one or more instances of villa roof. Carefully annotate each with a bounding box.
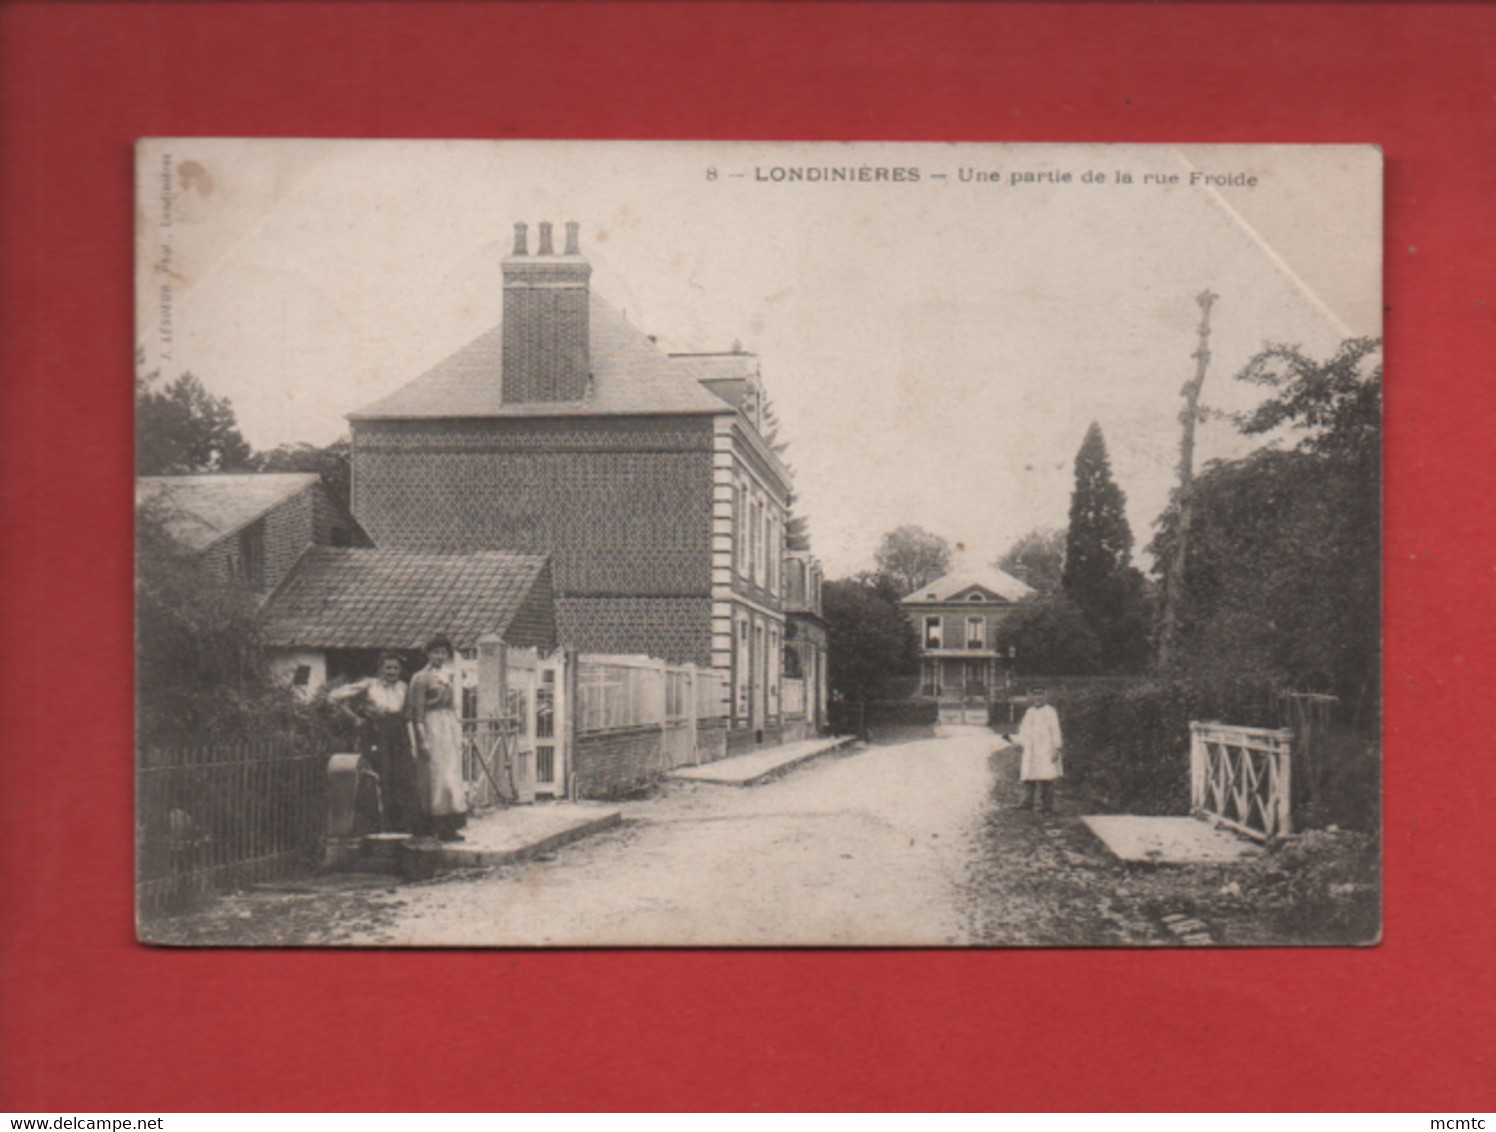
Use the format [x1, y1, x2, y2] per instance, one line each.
[900, 566, 1035, 605]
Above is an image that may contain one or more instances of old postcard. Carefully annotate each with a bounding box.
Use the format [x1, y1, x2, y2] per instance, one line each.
[135, 140, 1382, 947]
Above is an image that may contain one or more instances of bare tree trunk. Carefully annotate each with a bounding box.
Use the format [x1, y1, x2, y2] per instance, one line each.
[1157, 290, 1218, 672]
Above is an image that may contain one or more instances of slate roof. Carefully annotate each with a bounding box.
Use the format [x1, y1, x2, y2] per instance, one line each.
[136, 474, 319, 552]
[900, 566, 1035, 605]
[259, 547, 550, 650]
[351, 294, 731, 421]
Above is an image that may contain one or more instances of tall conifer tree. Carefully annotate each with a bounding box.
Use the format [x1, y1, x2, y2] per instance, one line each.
[1062, 423, 1148, 670]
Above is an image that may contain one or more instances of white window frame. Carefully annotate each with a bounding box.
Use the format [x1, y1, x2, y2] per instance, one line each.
[924, 615, 942, 650]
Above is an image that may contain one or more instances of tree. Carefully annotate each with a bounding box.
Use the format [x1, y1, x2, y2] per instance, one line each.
[823, 578, 920, 701]
[1148, 338, 1381, 721]
[1235, 337, 1382, 465]
[135, 501, 315, 744]
[995, 594, 1103, 676]
[786, 513, 812, 553]
[136, 371, 255, 475]
[874, 525, 952, 598]
[998, 527, 1066, 594]
[254, 436, 353, 511]
[1062, 423, 1150, 671]
[1157, 290, 1220, 670]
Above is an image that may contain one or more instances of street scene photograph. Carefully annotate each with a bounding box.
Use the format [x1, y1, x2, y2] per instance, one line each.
[134, 139, 1383, 946]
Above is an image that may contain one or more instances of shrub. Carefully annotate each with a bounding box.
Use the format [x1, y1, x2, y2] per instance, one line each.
[1022, 678, 1280, 816]
[1007, 676, 1380, 832]
[137, 501, 338, 750]
[995, 594, 1103, 676]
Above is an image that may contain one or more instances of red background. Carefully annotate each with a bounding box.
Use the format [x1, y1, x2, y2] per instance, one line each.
[2, 1, 1492, 1112]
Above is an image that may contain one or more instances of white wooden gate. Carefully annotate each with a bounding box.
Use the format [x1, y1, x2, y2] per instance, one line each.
[472, 638, 570, 804]
[1190, 721, 1293, 841]
[534, 652, 566, 796]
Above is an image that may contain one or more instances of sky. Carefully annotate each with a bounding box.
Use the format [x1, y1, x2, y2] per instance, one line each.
[136, 139, 1382, 579]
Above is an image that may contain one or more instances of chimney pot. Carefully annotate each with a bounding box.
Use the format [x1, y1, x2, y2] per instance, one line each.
[537, 222, 554, 256]
[512, 222, 529, 256]
[564, 221, 581, 256]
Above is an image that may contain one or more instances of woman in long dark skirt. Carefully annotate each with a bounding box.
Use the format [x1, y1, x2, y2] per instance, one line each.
[329, 651, 420, 834]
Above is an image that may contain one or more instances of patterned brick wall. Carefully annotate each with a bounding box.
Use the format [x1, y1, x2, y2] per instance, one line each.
[556, 596, 712, 666]
[353, 418, 714, 593]
[502, 272, 590, 403]
[352, 415, 717, 663]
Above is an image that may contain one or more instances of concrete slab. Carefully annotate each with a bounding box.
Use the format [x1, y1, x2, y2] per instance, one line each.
[667, 735, 857, 786]
[1082, 815, 1265, 864]
[397, 803, 622, 879]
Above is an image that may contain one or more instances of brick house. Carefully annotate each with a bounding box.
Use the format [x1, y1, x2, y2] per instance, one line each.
[900, 566, 1033, 703]
[257, 547, 556, 697]
[136, 472, 371, 596]
[348, 221, 796, 751]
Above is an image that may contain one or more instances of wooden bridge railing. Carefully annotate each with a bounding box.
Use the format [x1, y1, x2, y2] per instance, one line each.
[1190, 721, 1294, 841]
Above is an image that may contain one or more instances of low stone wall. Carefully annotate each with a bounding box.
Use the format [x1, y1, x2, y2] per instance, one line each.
[573, 726, 666, 799]
[781, 716, 811, 744]
[726, 724, 784, 757]
[573, 718, 733, 798]
[696, 718, 729, 764]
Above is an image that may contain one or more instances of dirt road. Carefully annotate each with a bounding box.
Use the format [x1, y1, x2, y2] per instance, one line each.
[149, 726, 1377, 947]
[359, 726, 1000, 945]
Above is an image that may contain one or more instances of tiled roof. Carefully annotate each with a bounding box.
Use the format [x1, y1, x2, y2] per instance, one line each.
[259, 547, 549, 650]
[901, 566, 1035, 605]
[136, 474, 318, 552]
[351, 295, 730, 421]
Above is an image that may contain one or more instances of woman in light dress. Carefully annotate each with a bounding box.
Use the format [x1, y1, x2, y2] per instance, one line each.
[408, 633, 468, 842]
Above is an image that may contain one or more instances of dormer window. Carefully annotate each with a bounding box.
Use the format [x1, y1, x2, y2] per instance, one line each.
[969, 592, 985, 602]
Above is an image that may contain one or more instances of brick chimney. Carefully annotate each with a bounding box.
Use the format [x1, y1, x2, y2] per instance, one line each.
[501, 221, 591, 403]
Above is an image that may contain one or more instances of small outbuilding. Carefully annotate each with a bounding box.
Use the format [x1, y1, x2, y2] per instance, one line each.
[257, 547, 557, 695]
[136, 472, 371, 595]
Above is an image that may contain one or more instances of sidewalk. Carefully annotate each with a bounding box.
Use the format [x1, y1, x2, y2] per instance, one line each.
[1081, 814, 1265, 864]
[354, 802, 623, 880]
[667, 734, 857, 786]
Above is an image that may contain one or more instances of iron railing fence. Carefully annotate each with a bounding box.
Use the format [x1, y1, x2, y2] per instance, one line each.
[136, 737, 327, 918]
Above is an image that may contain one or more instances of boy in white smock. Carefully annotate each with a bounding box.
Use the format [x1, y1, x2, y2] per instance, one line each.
[1015, 685, 1063, 813]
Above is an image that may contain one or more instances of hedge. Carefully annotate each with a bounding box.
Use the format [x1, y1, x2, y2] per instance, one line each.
[999, 677, 1379, 831]
[1019, 678, 1280, 817]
